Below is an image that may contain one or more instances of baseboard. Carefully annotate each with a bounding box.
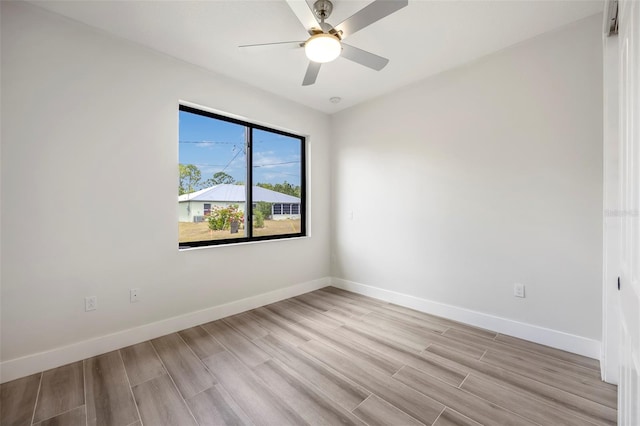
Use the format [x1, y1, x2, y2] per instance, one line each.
[0, 277, 331, 384]
[332, 277, 601, 360]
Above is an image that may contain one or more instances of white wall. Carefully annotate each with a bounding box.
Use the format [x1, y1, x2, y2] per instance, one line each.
[178, 201, 243, 223]
[0, 2, 331, 368]
[331, 15, 604, 341]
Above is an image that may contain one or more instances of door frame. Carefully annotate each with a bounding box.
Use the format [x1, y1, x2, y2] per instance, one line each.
[601, 0, 620, 385]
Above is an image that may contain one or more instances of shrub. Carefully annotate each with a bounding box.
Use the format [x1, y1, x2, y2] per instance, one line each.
[254, 210, 265, 228]
[256, 201, 273, 220]
[207, 204, 244, 231]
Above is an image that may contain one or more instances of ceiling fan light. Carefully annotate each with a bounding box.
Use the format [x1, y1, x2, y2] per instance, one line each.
[304, 34, 341, 63]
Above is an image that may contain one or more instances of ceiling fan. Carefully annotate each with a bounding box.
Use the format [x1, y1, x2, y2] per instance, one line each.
[239, 0, 408, 86]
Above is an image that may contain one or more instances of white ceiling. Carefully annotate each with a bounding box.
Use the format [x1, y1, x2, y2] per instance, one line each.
[30, 0, 603, 114]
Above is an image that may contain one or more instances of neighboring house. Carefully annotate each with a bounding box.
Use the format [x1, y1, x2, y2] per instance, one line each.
[178, 184, 301, 222]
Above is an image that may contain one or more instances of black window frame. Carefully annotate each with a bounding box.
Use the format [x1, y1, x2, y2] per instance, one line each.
[178, 104, 306, 249]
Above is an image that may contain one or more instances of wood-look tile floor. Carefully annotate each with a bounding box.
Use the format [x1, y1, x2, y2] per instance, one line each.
[1, 287, 617, 426]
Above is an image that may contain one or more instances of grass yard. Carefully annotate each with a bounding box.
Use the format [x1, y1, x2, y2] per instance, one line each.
[179, 219, 301, 243]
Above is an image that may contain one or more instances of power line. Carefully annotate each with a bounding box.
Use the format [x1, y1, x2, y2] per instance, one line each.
[253, 160, 300, 168]
[188, 163, 229, 168]
[181, 160, 299, 168]
[179, 140, 237, 145]
[220, 148, 244, 174]
[179, 140, 271, 145]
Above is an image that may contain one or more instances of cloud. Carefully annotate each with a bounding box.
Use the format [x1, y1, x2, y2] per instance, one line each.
[196, 142, 215, 148]
[252, 150, 300, 169]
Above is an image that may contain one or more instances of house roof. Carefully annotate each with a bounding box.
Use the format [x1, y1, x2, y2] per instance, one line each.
[178, 184, 300, 204]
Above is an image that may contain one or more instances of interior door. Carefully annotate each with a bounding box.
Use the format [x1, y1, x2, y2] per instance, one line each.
[617, 0, 640, 423]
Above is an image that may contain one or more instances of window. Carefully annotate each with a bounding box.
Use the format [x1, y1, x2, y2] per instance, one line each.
[178, 105, 306, 248]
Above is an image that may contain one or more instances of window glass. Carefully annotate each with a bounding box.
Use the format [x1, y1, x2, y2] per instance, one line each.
[178, 105, 305, 248]
[252, 128, 303, 238]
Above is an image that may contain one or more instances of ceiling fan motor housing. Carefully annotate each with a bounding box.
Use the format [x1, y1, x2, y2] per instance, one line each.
[313, 0, 334, 21]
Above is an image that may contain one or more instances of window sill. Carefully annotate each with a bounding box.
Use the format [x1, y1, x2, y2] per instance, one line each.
[178, 235, 310, 252]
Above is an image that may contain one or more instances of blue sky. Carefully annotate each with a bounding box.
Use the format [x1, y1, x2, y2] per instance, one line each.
[179, 110, 301, 186]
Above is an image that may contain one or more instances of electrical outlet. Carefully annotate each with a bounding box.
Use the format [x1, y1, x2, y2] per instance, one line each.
[514, 283, 525, 298]
[130, 288, 140, 303]
[85, 296, 97, 311]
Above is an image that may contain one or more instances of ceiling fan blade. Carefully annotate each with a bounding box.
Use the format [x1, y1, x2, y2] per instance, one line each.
[307, 22, 333, 35]
[335, 0, 408, 40]
[286, 0, 319, 33]
[341, 44, 389, 71]
[239, 41, 303, 50]
[319, 22, 333, 33]
[302, 61, 321, 86]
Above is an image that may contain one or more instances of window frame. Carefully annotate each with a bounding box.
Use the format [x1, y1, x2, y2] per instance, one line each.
[178, 104, 306, 249]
